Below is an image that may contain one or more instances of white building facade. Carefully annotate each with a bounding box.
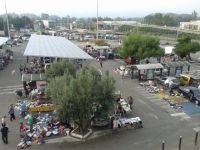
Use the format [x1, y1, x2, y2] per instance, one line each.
[180, 20, 200, 31]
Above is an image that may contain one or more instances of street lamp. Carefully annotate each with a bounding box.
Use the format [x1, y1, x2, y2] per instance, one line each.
[4, 0, 10, 39]
[96, 0, 99, 39]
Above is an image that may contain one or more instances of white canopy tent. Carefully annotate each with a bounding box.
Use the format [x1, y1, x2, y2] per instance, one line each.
[0, 37, 9, 46]
[24, 34, 93, 59]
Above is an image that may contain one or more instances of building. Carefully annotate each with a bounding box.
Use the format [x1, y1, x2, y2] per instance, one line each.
[41, 13, 49, 20]
[42, 20, 56, 29]
[33, 21, 44, 31]
[180, 20, 200, 31]
[99, 21, 138, 31]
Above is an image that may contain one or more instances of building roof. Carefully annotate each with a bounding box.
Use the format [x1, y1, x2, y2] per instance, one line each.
[165, 61, 190, 68]
[0, 37, 9, 46]
[134, 63, 164, 70]
[24, 34, 93, 59]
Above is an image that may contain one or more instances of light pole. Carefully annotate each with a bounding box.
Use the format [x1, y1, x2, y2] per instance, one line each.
[96, 0, 99, 39]
[5, 0, 10, 39]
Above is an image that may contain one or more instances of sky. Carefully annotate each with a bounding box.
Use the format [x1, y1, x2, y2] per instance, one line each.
[0, 0, 200, 18]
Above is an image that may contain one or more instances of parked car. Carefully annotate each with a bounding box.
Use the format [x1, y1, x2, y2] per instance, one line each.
[179, 74, 198, 86]
[124, 56, 136, 65]
[156, 76, 180, 89]
[178, 86, 200, 105]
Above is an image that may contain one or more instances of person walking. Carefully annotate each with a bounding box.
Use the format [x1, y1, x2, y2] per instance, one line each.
[19, 122, 25, 137]
[1, 124, 9, 144]
[20, 102, 27, 118]
[27, 114, 33, 132]
[8, 104, 16, 121]
[99, 58, 103, 68]
[1, 116, 6, 126]
[26, 56, 29, 63]
[19, 64, 23, 76]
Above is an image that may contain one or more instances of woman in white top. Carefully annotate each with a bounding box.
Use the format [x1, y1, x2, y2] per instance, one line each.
[1, 116, 6, 126]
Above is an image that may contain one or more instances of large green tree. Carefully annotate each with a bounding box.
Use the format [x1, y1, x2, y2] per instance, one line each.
[175, 34, 200, 59]
[119, 33, 164, 61]
[45, 60, 76, 82]
[46, 62, 115, 134]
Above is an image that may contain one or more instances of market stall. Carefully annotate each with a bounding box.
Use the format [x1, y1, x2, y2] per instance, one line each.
[164, 61, 191, 76]
[131, 63, 164, 80]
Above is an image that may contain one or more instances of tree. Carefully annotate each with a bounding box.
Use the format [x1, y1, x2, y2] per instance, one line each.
[192, 10, 198, 20]
[119, 33, 164, 61]
[45, 60, 76, 82]
[175, 34, 200, 59]
[46, 62, 115, 134]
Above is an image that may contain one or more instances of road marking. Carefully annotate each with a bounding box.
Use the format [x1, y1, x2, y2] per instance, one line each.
[154, 101, 167, 106]
[137, 99, 147, 105]
[193, 126, 200, 132]
[149, 113, 159, 120]
[171, 112, 191, 120]
[0, 85, 22, 89]
[0, 85, 22, 95]
[0, 91, 15, 95]
[149, 98, 162, 102]
[170, 112, 185, 117]
[146, 95, 157, 99]
[137, 98, 154, 111]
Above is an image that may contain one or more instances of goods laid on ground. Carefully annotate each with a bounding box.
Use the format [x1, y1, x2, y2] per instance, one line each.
[28, 104, 54, 112]
[118, 117, 143, 128]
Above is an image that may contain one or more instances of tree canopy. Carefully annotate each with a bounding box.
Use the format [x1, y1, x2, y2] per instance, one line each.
[119, 33, 164, 60]
[175, 34, 200, 59]
[46, 61, 115, 134]
[45, 60, 76, 82]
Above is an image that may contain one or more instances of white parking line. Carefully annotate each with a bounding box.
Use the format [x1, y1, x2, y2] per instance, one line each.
[193, 126, 200, 132]
[0, 91, 15, 95]
[171, 112, 191, 120]
[170, 112, 185, 117]
[149, 112, 159, 120]
[149, 98, 161, 102]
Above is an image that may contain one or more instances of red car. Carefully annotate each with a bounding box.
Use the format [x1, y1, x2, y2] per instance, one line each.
[124, 57, 136, 65]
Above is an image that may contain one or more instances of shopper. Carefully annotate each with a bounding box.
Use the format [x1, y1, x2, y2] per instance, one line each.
[1, 116, 6, 126]
[20, 103, 27, 118]
[19, 64, 23, 76]
[19, 122, 25, 137]
[99, 58, 103, 68]
[8, 104, 16, 121]
[27, 114, 33, 132]
[1, 124, 9, 144]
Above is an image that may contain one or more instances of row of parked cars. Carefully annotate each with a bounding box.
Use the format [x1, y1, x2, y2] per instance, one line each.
[0, 49, 14, 70]
[155, 74, 200, 105]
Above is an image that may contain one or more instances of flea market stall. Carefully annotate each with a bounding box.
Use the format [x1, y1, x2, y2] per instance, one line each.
[164, 61, 191, 77]
[133, 63, 164, 80]
[16, 34, 93, 149]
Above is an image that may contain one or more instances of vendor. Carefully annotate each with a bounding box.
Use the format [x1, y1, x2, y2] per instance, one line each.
[47, 122, 53, 130]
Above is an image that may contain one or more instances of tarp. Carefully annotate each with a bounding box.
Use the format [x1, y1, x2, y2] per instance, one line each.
[24, 34, 93, 59]
[0, 37, 9, 46]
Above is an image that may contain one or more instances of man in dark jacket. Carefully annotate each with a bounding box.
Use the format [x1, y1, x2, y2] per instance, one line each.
[1, 124, 9, 144]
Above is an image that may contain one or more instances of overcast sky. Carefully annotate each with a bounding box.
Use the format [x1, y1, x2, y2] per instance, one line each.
[0, 0, 199, 17]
